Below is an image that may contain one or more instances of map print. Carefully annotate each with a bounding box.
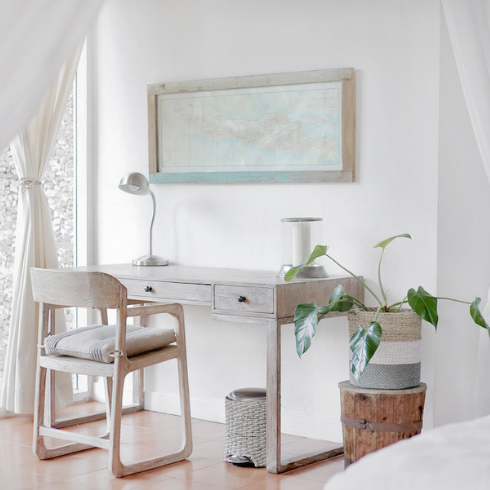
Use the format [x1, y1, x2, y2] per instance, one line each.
[157, 82, 342, 173]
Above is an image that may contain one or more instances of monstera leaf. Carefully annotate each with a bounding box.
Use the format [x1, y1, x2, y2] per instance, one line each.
[408, 286, 438, 328]
[293, 302, 329, 357]
[327, 285, 355, 313]
[349, 321, 382, 382]
[470, 297, 490, 335]
[374, 233, 411, 250]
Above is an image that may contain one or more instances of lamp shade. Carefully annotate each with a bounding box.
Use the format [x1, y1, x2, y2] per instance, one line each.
[118, 172, 150, 196]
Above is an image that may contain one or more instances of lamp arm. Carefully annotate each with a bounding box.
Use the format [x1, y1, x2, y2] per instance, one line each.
[149, 190, 156, 256]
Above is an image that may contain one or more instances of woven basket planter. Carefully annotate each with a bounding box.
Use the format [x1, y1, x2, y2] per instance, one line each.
[348, 309, 422, 390]
[224, 390, 266, 467]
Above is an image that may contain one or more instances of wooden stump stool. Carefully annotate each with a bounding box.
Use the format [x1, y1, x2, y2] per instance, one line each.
[339, 381, 427, 467]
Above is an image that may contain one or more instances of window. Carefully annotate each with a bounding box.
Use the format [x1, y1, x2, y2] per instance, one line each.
[0, 147, 17, 387]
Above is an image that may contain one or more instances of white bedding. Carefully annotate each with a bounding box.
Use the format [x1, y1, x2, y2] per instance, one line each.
[324, 415, 490, 490]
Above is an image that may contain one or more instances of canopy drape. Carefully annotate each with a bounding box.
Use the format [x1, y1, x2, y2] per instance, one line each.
[0, 0, 104, 154]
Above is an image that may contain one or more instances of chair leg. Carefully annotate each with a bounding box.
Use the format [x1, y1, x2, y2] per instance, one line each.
[108, 364, 126, 477]
[175, 303, 193, 458]
[33, 364, 48, 458]
[34, 365, 96, 459]
[108, 352, 193, 478]
[46, 369, 55, 428]
[104, 377, 113, 436]
[177, 351, 193, 459]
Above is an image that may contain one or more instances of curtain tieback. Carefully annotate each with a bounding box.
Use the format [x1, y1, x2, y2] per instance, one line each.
[18, 178, 42, 191]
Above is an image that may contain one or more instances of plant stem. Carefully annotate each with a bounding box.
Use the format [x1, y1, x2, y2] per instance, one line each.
[436, 296, 472, 305]
[397, 297, 408, 312]
[344, 295, 371, 311]
[378, 248, 388, 307]
[386, 299, 408, 311]
[326, 253, 384, 308]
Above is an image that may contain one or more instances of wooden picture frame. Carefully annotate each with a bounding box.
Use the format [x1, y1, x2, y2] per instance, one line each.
[148, 68, 355, 184]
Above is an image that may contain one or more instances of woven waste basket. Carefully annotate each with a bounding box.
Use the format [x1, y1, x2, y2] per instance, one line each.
[224, 388, 266, 467]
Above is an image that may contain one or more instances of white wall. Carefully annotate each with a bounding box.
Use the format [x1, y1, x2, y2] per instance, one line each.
[90, 0, 441, 441]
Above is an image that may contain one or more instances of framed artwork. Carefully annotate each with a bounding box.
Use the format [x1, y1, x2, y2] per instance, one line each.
[147, 67, 355, 184]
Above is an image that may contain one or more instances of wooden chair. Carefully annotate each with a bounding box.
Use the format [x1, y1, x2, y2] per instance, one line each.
[30, 268, 192, 477]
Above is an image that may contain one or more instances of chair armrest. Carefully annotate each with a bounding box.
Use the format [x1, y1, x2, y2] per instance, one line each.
[127, 303, 182, 318]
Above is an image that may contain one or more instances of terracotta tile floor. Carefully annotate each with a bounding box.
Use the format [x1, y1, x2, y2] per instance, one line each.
[0, 402, 345, 489]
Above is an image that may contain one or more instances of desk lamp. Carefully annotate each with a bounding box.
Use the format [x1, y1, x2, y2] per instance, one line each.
[118, 172, 168, 266]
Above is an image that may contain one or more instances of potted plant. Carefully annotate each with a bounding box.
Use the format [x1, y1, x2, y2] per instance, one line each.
[285, 233, 489, 389]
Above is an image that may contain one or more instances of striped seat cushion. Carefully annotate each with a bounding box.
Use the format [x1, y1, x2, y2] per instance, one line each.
[44, 324, 176, 363]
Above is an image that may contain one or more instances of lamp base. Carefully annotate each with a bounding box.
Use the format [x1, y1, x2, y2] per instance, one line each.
[132, 255, 169, 266]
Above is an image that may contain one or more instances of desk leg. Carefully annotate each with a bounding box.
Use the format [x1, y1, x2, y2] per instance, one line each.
[266, 319, 281, 473]
[266, 319, 344, 474]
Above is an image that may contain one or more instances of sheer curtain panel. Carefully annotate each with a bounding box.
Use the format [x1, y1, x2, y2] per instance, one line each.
[442, 0, 490, 416]
[0, 0, 105, 414]
[0, 0, 104, 154]
[0, 50, 83, 414]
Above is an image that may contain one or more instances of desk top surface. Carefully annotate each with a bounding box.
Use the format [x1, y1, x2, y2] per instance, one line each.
[63, 263, 348, 287]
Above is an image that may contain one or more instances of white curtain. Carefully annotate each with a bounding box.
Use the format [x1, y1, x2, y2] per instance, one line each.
[1, 50, 82, 414]
[442, 0, 490, 416]
[0, 0, 104, 154]
[0, 0, 105, 414]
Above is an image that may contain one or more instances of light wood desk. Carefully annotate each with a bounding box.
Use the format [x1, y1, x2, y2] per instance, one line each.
[70, 263, 363, 473]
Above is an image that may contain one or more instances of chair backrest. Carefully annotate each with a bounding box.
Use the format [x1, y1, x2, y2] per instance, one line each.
[31, 269, 127, 309]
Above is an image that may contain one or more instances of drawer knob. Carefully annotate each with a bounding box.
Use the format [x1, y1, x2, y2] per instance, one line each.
[237, 295, 246, 303]
[144, 286, 153, 293]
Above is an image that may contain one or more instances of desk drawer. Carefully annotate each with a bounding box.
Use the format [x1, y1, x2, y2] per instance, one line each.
[121, 279, 211, 304]
[214, 285, 274, 314]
